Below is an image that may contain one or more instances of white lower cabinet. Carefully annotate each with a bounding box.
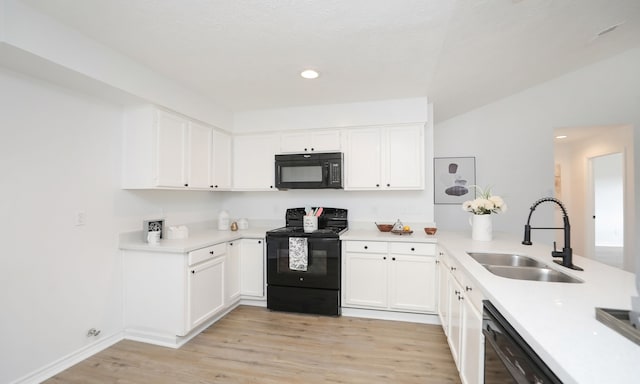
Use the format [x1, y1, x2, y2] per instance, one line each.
[239, 238, 265, 298]
[188, 255, 225, 330]
[438, 246, 485, 384]
[123, 242, 229, 344]
[343, 241, 437, 313]
[225, 241, 241, 304]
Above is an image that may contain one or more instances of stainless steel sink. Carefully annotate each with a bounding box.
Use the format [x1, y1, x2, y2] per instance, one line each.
[467, 252, 547, 268]
[466, 252, 583, 283]
[483, 265, 583, 283]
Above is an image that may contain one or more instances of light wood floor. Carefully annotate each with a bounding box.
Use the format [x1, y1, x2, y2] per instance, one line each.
[45, 306, 460, 384]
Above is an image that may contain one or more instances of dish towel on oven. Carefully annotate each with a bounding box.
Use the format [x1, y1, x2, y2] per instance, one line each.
[289, 237, 308, 271]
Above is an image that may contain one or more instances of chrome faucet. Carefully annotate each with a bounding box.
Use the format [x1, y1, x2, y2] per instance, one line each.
[522, 197, 583, 271]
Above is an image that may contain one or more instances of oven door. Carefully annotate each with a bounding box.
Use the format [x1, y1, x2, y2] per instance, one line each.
[266, 236, 340, 289]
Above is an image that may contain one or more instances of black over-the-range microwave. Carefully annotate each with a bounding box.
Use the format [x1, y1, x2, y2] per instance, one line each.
[274, 152, 343, 189]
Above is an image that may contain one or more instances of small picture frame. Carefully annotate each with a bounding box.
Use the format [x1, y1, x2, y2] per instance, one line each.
[142, 219, 165, 240]
[434, 157, 476, 204]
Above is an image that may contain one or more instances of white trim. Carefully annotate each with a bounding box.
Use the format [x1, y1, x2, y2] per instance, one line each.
[341, 307, 441, 325]
[10, 332, 123, 384]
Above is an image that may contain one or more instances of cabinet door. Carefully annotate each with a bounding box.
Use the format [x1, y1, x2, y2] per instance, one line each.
[187, 256, 225, 333]
[344, 252, 388, 308]
[344, 128, 382, 189]
[233, 134, 279, 190]
[388, 254, 436, 313]
[385, 125, 423, 189]
[437, 257, 450, 335]
[240, 238, 265, 297]
[280, 132, 309, 153]
[186, 121, 213, 189]
[311, 130, 341, 152]
[211, 129, 232, 189]
[448, 276, 464, 369]
[155, 110, 187, 187]
[225, 241, 241, 305]
[461, 300, 484, 384]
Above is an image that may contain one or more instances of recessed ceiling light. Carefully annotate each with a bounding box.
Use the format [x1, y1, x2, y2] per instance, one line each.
[555, 135, 567, 139]
[300, 69, 319, 79]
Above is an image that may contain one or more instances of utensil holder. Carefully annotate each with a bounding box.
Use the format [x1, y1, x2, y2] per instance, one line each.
[303, 216, 318, 233]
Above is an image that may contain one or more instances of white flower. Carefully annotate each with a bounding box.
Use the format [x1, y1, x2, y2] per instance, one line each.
[461, 186, 506, 215]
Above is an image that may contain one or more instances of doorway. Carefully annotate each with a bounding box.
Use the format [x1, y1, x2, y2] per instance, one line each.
[590, 152, 624, 268]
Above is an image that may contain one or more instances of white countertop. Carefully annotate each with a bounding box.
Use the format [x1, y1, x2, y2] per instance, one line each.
[433, 231, 639, 384]
[121, 225, 639, 382]
[340, 228, 438, 243]
[119, 227, 270, 253]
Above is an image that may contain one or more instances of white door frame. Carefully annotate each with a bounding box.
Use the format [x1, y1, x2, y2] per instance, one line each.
[586, 151, 625, 262]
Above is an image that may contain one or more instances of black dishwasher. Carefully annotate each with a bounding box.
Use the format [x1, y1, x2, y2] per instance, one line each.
[483, 301, 562, 384]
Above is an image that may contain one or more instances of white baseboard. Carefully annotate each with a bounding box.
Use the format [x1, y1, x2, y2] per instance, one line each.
[341, 307, 441, 325]
[124, 303, 240, 348]
[11, 332, 123, 384]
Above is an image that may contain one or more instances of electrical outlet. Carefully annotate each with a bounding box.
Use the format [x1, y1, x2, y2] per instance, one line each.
[75, 211, 86, 226]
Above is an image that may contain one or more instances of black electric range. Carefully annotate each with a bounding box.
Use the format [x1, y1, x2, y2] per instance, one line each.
[266, 207, 348, 316]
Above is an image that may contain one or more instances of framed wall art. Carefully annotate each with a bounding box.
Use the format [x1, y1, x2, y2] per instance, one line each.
[434, 157, 476, 204]
[142, 218, 165, 240]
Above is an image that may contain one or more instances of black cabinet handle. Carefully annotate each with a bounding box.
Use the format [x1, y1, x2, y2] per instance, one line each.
[209, 251, 214, 255]
[184, 183, 189, 187]
[364, 245, 368, 250]
[229, 242, 233, 246]
[304, 148, 308, 151]
[411, 247, 415, 251]
[311, 147, 315, 151]
[465, 286, 472, 292]
[191, 270, 195, 274]
[383, 256, 387, 260]
[210, 185, 214, 188]
[386, 183, 390, 187]
[392, 257, 396, 261]
[375, 184, 380, 187]
[258, 240, 262, 244]
[451, 266, 456, 271]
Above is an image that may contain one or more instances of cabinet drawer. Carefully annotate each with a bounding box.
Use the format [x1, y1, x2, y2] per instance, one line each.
[345, 241, 388, 254]
[188, 242, 227, 266]
[389, 242, 435, 256]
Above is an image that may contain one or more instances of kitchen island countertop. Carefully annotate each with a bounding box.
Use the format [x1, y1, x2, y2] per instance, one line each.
[434, 230, 639, 384]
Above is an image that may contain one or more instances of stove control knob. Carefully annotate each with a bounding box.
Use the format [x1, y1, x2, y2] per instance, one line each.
[299, 277, 304, 281]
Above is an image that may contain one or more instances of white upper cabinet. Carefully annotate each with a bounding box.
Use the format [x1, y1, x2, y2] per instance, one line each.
[385, 125, 424, 189]
[280, 130, 341, 153]
[211, 129, 232, 190]
[186, 121, 213, 189]
[232, 133, 280, 191]
[344, 128, 382, 189]
[155, 110, 188, 188]
[344, 123, 424, 190]
[122, 105, 231, 190]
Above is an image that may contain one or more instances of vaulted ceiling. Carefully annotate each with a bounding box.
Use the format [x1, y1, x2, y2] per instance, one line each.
[21, 0, 640, 122]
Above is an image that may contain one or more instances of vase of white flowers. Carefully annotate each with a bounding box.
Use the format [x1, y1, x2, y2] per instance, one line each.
[462, 186, 507, 241]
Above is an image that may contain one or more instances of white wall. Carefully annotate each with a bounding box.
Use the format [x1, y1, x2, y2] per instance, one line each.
[233, 97, 429, 132]
[1, 0, 233, 130]
[225, 98, 435, 225]
[555, 126, 633, 269]
[434, 47, 640, 274]
[0, 68, 222, 384]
